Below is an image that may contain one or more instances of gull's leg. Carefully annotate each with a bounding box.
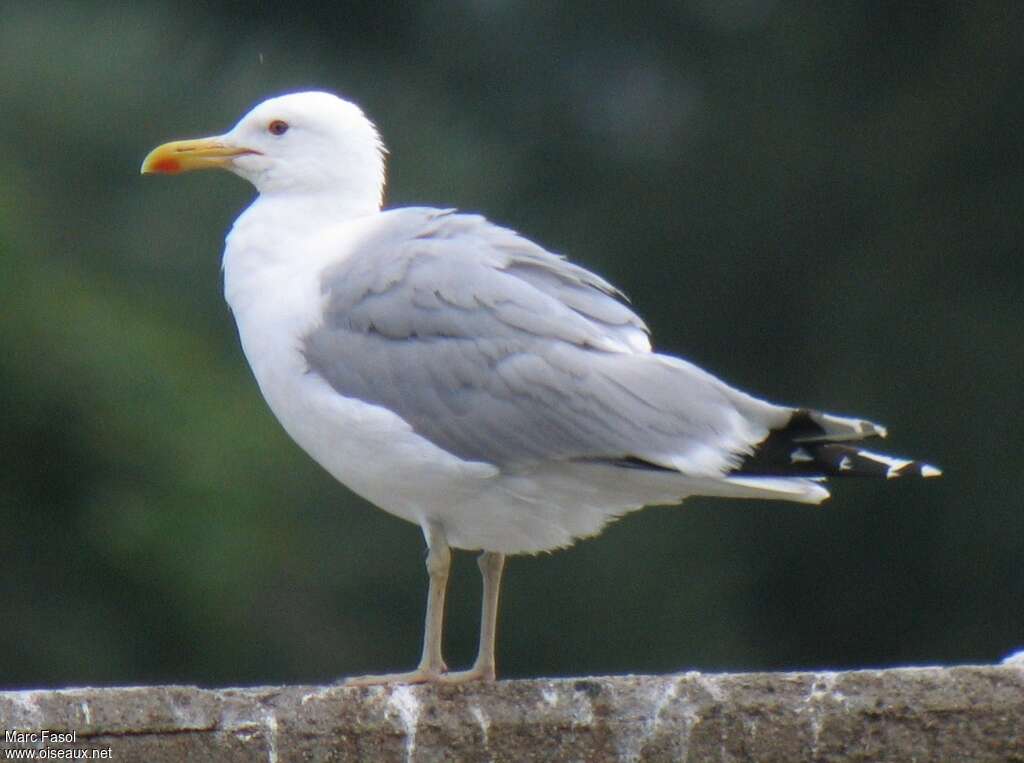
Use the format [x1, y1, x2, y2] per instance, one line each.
[345, 522, 451, 685]
[416, 524, 452, 675]
[441, 551, 506, 683]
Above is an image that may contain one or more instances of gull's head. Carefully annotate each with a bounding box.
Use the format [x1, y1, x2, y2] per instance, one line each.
[142, 91, 386, 208]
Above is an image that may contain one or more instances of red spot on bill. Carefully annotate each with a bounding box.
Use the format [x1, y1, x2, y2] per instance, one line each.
[152, 157, 181, 174]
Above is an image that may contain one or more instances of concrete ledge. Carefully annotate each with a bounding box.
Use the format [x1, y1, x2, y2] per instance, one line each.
[1, 663, 1022, 761]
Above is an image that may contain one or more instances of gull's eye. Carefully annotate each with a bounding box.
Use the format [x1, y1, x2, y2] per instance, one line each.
[268, 120, 289, 136]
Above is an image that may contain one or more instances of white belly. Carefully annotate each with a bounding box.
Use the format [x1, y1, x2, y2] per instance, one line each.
[226, 274, 663, 552]
[220, 214, 681, 554]
[228, 256, 498, 518]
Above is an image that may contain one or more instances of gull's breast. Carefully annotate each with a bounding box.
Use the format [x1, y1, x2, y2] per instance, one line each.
[221, 220, 498, 529]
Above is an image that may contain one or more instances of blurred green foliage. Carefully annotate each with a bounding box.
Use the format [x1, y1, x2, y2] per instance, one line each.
[1, 1, 1021, 688]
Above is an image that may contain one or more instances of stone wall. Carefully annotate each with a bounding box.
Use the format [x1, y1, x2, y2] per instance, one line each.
[2, 663, 1022, 761]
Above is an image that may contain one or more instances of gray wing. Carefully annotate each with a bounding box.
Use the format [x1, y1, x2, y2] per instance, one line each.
[303, 207, 778, 472]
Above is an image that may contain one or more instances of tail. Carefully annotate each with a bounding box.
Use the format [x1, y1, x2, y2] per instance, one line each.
[731, 409, 942, 480]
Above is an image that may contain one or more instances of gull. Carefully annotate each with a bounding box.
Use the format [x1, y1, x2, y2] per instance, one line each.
[141, 91, 940, 684]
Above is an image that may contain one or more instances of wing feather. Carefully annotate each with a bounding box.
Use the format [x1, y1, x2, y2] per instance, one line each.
[303, 208, 774, 473]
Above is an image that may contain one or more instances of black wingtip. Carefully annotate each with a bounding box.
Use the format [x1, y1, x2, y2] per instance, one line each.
[809, 443, 942, 479]
[732, 410, 941, 480]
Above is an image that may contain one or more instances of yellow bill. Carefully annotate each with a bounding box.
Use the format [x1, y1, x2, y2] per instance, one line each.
[140, 137, 258, 175]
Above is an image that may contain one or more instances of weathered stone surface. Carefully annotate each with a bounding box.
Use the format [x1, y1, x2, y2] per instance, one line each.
[1, 664, 1022, 761]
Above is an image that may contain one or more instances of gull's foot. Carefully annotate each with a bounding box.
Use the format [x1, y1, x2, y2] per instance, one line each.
[343, 662, 496, 686]
[344, 667, 446, 687]
[439, 663, 496, 684]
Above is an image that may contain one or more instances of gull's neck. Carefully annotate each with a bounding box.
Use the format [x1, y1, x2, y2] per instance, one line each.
[248, 189, 379, 230]
[222, 187, 382, 313]
[227, 188, 381, 261]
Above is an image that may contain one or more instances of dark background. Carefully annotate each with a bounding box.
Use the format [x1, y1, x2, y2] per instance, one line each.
[2, 1, 1021, 688]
